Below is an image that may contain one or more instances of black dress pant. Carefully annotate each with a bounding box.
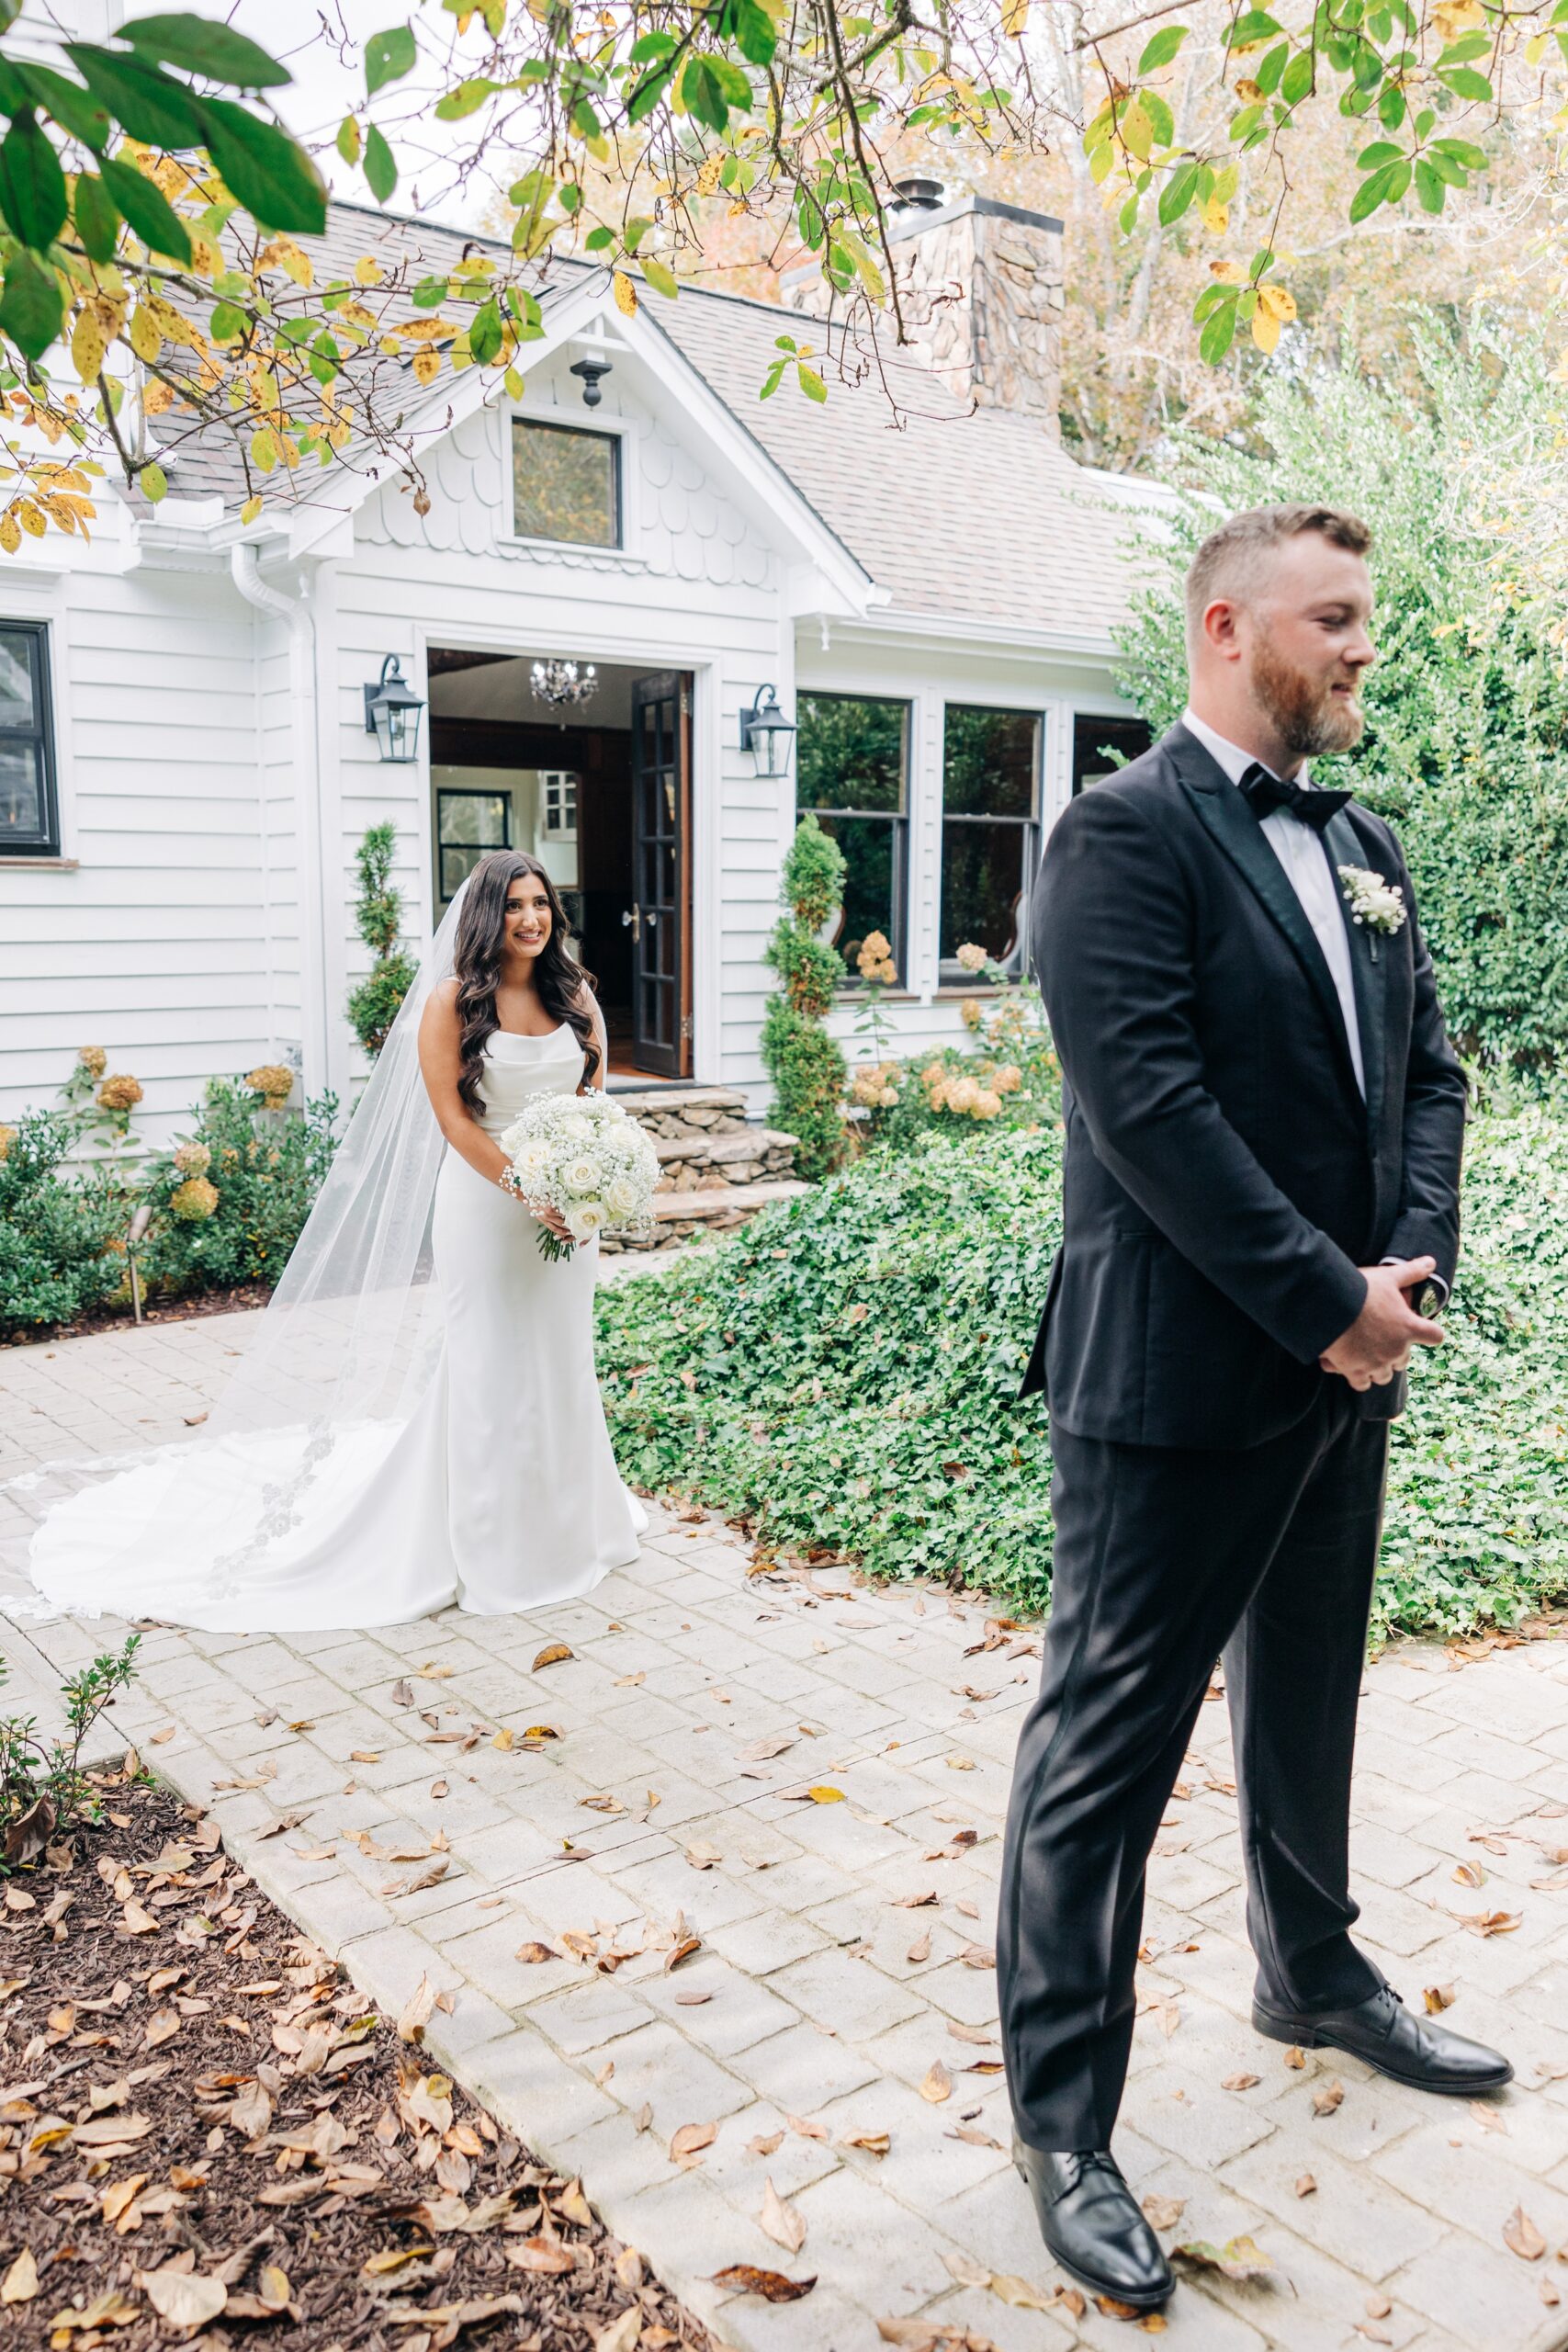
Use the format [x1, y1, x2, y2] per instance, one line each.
[998, 1381, 1389, 2152]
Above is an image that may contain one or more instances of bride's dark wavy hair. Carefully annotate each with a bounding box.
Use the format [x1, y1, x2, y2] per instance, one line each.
[453, 850, 600, 1112]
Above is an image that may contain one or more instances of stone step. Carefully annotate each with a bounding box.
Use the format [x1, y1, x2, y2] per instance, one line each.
[652, 1127, 799, 1192]
[615, 1085, 753, 1137]
[600, 1175, 810, 1253]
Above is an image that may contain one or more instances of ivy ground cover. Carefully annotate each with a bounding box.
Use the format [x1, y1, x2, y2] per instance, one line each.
[597, 1109, 1568, 1645]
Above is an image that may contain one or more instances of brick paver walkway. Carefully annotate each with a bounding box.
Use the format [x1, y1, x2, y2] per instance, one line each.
[4, 1308, 1568, 2352]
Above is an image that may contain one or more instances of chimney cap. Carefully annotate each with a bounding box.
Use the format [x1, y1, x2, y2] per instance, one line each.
[890, 176, 945, 210]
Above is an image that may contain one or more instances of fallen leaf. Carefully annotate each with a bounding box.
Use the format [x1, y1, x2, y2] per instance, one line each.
[1452, 1860, 1487, 1887]
[150, 1725, 176, 1746]
[1142, 2195, 1185, 2231]
[806, 1786, 844, 1804]
[1222, 2072, 1260, 2091]
[594, 2309, 643, 2352]
[744, 1734, 795, 1758]
[1, 2247, 39, 2303]
[1366, 2293, 1393, 2320]
[615, 1670, 646, 1687]
[919, 2061, 952, 2104]
[989, 2271, 1056, 2309]
[1470, 2098, 1506, 2134]
[710, 2266, 815, 2302]
[533, 1644, 574, 1669]
[664, 1935, 701, 1973]
[942, 2251, 990, 2290]
[1295, 2172, 1317, 2198]
[516, 1941, 560, 1963]
[1424, 1984, 1456, 2014]
[1174, 2235, 1273, 2282]
[121, 1901, 159, 1935]
[759, 2177, 807, 2253]
[840, 2128, 890, 2155]
[684, 1843, 722, 1871]
[1283, 2045, 1305, 2069]
[786, 2113, 829, 2140]
[1458, 1910, 1520, 1937]
[748, 2130, 784, 2156]
[398, 1973, 439, 2043]
[141, 2269, 229, 2326]
[670, 2120, 717, 2161]
[1312, 2079, 1345, 2117]
[1505, 2204, 1547, 2261]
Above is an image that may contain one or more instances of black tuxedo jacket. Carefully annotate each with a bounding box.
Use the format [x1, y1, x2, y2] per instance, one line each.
[1021, 723, 1466, 1449]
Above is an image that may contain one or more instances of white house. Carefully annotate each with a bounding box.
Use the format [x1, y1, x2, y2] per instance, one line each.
[0, 190, 1153, 1140]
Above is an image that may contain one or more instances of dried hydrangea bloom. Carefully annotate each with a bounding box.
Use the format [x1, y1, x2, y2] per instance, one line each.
[173, 1141, 212, 1178]
[170, 1176, 220, 1222]
[954, 942, 987, 973]
[97, 1074, 143, 1112]
[245, 1063, 295, 1109]
[0, 1123, 15, 1162]
[77, 1044, 107, 1078]
[995, 1065, 1023, 1093]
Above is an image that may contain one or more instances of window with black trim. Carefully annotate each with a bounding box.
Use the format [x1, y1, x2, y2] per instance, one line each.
[512, 417, 621, 548]
[939, 703, 1041, 979]
[436, 787, 511, 905]
[796, 692, 908, 982]
[1072, 711, 1151, 792]
[0, 621, 57, 856]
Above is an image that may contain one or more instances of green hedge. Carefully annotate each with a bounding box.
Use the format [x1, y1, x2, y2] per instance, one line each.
[598, 1109, 1568, 1645]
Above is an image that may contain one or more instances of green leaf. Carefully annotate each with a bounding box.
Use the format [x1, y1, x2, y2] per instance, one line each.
[1356, 139, 1404, 168]
[1430, 136, 1487, 168]
[197, 95, 328, 232]
[209, 299, 245, 340]
[1377, 83, 1407, 127]
[797, 364, 828, 403]
[1438, 65, 1495, 100]
[434, 78, 499, 120]
[1279, 49, 1315, 104]
[0, 110, 67, 252]
[100, 152, 191, 263]
[628, 31, 677, 62]
[336, 113, 361, 164]
[1438, 30, 1493, 63]
[411, 275, 447, 309]
[65, 42, 204, 145]
[1143, 90, 1175, 147]
[72, 172, 120, 265]
[1426, 146, 1469, 185]
[0, 248, 63, 361]
[362, 123, 397, 203]
[1158, 159, 1201, 225]
[1223, 9, 1284, 46]
[626, 62, 674, 124]
[1228, 102, 1265, 141]
[1199, 300, 1238, 363]
[730, 0, 778, 65]
[641, 256, 678, 299]
[1414, 157, 1446, 212]
[15, 62, 112, 152]
[681, 55, 731, 133]
[119, 13, 291, 88]
[365, 24, 416, 97]
[1253, 40, 1289, 95]
[760, 358, 786, 400]
[1136, 24, 1190, 74]
[140, 459, 167, 503]
[1348, 156, 1410, 221]
[468, 298, 502, 364]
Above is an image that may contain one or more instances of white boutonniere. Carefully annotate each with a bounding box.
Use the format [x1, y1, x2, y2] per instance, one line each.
[1337, 863, 1405, 936]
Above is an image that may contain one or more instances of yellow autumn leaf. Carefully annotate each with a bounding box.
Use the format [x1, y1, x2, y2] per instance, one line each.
[17, 502, 46, 538]
[143, 379, 175, 416]
[1252, 305, 1283, 355]
[806, 1785, 844, 1803]
[412, 347, 441, 387]
[251, 428, 277, 474]
[696, 153, 724, 196]
[613, 270, 638, 316]
[0, 513, 19, 555]
[1, 2246, 39, 2303]
[128, 306, 161, 365]
[1201, 197, 1230, 236]
[71, 311, 107, 384]
[240, 494, 263, 524]
[1001, 0, 1030, 31]
[354, 256, 384, 286]
[1434, 0, 1484, 35]
[1258, 282, 1297, 322]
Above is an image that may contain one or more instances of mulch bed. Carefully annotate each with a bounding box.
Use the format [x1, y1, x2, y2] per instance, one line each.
[2, 1286, 277, 1351]
[0, 1764, 716, 2352]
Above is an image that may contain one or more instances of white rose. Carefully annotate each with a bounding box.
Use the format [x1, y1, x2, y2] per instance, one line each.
[567, 1202, 607, 1243]
[564, 1155, 599, 1194]
[605, 1176, 641, 1218]
[513, 1143, 548, 1182]
[557, 1111, 592, 1144]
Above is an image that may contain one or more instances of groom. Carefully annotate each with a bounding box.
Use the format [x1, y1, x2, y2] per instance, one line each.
[998, 503, 1510, 2311]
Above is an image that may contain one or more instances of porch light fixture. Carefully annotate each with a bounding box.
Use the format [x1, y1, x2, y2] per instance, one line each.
[740, 683, 796, 777]
[570, 353, 614, 408]
[363, 655, 426, 763]
[531, 658, 599, 710]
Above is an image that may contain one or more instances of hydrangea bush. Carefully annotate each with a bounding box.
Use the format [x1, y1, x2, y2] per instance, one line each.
[598, 1105, 1568, 1645]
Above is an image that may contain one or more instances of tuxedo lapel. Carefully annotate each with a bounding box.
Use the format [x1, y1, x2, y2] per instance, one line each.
[1322, 806, 1385, 1137]
[1167, 728, 1363, 1102]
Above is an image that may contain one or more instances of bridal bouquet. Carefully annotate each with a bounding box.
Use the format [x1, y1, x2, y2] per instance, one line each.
[499, 1091, 661, 1262]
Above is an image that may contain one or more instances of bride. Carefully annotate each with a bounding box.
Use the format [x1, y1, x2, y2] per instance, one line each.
[20, 850, 647, 1631]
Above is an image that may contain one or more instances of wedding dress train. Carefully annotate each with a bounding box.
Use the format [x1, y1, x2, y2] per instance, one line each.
[23, 1023, 646, 1632]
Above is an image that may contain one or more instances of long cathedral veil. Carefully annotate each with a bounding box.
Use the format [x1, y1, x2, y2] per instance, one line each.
[8, 883, 471, 1620]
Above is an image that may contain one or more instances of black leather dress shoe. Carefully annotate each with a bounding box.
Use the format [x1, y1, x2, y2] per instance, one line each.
[1253, 1984, 1511, 2095]
[1012, 2139, 1173, 2310]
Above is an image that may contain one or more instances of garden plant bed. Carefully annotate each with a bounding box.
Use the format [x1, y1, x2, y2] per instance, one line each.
[0, 1764, 713, 2352]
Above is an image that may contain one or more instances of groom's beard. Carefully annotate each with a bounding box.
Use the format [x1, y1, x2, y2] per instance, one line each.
[1251, 634, 1366, 762]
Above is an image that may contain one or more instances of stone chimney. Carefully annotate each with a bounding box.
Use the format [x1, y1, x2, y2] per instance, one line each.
[780, 187, 1065, 429]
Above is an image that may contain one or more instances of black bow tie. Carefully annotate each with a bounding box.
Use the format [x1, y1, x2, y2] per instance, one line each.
[1238, 762, 1353, 833]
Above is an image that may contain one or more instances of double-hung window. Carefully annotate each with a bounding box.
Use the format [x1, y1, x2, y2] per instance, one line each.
[939, 704, 1041, 980]
[0, 621, 58, 856]
[796, 692, 908, 981]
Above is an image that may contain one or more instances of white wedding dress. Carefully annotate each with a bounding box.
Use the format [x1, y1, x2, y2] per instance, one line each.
[22, 1022, 647, 1632]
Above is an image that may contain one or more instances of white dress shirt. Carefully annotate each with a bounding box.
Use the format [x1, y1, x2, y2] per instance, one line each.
[1181, 707, 1365, 1100]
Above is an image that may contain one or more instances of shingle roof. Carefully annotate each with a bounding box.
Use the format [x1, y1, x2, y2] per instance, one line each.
[152, 201, 1140, 644]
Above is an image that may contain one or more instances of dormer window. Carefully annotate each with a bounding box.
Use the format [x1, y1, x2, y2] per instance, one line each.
[512, 417, 621, 549]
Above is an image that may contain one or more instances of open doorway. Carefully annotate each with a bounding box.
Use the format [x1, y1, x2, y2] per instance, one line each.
[426, 650, 693, 1080]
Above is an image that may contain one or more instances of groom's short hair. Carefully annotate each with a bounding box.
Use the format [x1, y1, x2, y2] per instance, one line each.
[1186, 503, 1372, 650]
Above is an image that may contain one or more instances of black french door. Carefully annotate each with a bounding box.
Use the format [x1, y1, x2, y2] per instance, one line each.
[627, 672, 692, 1077]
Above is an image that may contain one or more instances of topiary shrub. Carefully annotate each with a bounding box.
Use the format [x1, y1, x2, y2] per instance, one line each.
[346, 821, 419, 1059]
[761, 816, 848, 1181]
[597, 1099, 1568, 1645]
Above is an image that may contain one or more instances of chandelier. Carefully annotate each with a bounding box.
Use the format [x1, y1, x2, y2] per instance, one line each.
[530, 658, 599, 710]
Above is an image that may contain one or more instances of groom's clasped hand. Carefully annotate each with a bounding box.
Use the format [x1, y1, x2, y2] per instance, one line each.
[998, 503, 1510, 2315]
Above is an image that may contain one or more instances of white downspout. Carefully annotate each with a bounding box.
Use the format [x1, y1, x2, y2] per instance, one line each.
[231, 544, 330, 1097]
